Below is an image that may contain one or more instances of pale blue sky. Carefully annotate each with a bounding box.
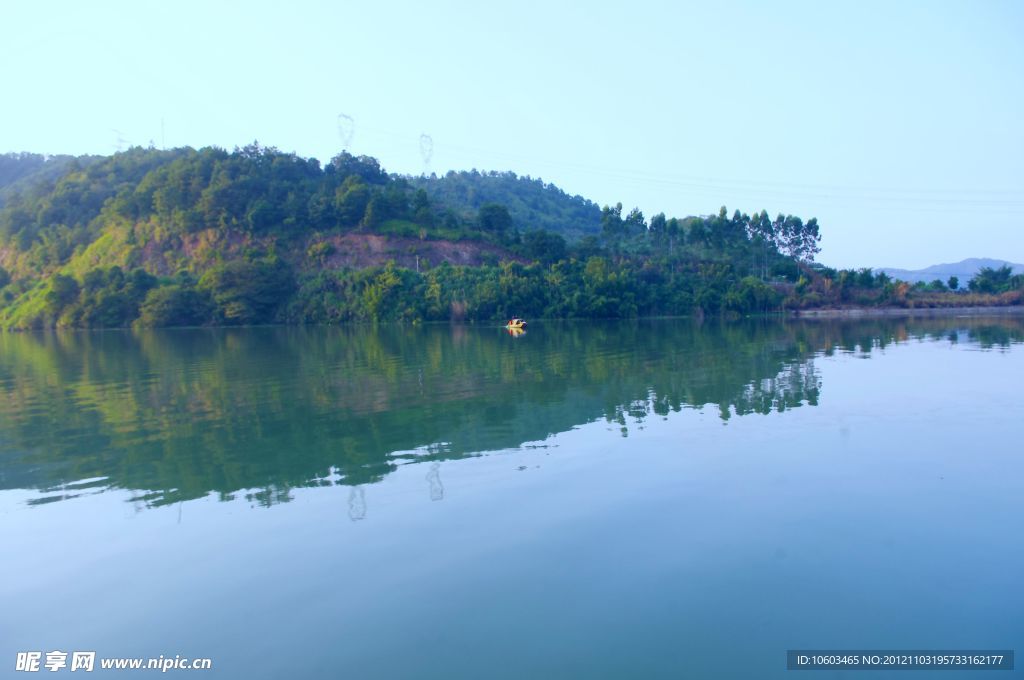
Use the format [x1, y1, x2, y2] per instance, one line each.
[2, 0, 1022, 269]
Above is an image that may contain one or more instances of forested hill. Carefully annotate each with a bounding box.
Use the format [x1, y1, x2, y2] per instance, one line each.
[0, 152, 99, 208]
[0, 144, 1019, 330]
[409, 170, 602, 241]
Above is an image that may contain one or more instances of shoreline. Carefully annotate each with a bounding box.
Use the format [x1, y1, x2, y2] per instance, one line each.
[790, 305, 1024, 319]
[4, 305, 1024, 332]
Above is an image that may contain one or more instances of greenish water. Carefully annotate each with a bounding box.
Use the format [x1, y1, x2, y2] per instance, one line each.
[1, 318, 1021, 678]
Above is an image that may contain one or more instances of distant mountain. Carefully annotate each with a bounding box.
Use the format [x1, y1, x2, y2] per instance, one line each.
[877, 258, 1024, 284]
[409, 170, 602, 241]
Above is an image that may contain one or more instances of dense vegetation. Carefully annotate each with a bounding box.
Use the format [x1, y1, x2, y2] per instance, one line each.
[409, 170, 602, 241]
[0, 145, 1019, 329]
[0, 152, 97, 208]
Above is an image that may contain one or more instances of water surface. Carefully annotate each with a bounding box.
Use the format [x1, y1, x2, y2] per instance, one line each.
[1, 318, 1021, 678]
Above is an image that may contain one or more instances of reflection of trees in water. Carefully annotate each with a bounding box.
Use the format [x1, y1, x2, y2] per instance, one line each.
[605, 357, 821, 433]
[246, 487, 293, 508]
[0, 316, 1020, 510]
[735, 359, 820, 417]
[965, 324, 1024, 349]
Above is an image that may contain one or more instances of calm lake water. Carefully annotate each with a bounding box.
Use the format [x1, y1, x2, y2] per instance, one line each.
[1, 317, 1022, 678]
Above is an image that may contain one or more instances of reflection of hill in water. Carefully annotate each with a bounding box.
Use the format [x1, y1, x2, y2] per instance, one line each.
[1, 317, 1021, 509]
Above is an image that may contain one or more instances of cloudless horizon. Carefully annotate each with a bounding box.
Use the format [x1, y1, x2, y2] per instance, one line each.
[3, 0, 1022, 269]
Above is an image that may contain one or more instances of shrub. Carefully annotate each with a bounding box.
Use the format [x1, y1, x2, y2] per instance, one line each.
[136, 286, 212, 327]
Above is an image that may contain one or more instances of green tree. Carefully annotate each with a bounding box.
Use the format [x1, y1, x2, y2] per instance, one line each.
[624, 207, 646, 232]
[334, 176, 371, 226]
[246, 198, 281, 232]
[200, 259, 296, 324]
[136, 286, 212, 327]
[362, 195, 383, 229]
[968, 265, 1013, 293]
[45, 274, 79, 315]
[522, 230, 567, 264]
[411, 189, 433, 225]
[726, 276, 782, 313]
[600, 203, 626, 241]
[648, 212, 667, 236]
[478, 203, 512, 235]
[329, 152, 388, 185]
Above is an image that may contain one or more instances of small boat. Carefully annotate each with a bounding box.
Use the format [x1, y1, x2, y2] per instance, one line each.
[505, 318, 527, 330]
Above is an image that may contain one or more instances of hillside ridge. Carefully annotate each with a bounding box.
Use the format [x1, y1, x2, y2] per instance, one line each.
[0, 145, 1019, 329]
